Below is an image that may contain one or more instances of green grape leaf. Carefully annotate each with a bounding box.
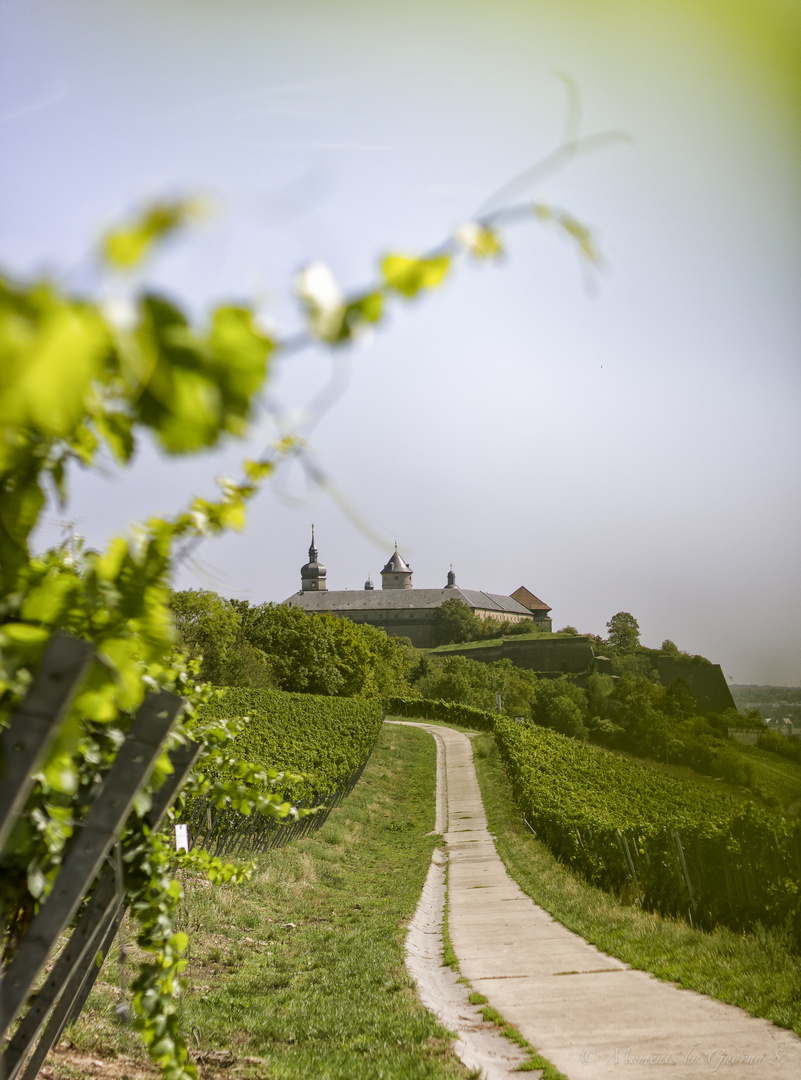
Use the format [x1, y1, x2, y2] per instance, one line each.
[101, 198, 208, 270]
[0, 284, 107, 451]
[243, 458, 273, 483]
[95, 412, 136, 464]
[381, 253, 451, 297]
[209, 306, 274, 401]
[0, 621, 51, 648]
[20, 574, 82, 626]
[42, 750, 80, 796]
[0, 473, 46, 549]
[335, 290, 385, 343]
[67, 423, 100, 465]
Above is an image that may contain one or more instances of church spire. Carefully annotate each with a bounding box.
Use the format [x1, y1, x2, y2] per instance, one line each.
[300, 525, 327, 592]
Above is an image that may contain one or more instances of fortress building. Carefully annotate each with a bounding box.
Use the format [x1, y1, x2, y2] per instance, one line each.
[284, 531, 552, 648]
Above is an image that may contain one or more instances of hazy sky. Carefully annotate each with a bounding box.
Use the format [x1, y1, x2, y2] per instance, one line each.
[2, 0, 800, 685]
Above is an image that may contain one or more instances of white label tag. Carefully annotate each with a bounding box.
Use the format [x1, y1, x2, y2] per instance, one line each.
[174, 823, 189, 852]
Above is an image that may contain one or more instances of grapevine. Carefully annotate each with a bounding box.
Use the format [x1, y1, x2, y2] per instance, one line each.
[1, 132, 605, 1074]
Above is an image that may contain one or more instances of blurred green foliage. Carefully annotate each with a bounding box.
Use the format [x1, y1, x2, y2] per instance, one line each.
[0, 172, 599, 1075]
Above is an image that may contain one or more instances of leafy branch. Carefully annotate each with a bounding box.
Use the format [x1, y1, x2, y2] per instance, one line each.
[0, 126, 616, 1077]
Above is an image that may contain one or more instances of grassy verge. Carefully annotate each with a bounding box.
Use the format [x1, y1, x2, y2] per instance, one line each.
[737, 742, 801, 812]
[610, 740, 801, 816]
[471, 731, 801, 1037]
[52, 724, 475, 1080]
[427, 630, 564, 653]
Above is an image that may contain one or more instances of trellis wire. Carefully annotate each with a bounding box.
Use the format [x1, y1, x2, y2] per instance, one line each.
[182, 739, 377, 858]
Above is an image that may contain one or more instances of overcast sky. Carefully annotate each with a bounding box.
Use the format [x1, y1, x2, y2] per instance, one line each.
[2, 0, 800, 685]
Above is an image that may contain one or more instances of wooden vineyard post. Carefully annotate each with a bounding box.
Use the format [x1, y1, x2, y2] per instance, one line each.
[1, 734, 201, 1080]
[0, 690, 184, 1050]
[0, 633, 95, 852]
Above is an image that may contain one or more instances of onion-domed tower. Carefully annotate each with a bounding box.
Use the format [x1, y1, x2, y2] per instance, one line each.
[300, 526, 327, 592]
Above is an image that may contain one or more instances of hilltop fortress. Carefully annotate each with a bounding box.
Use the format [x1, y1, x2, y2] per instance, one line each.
[283, 529, 552, 648]
[282, 530, 735, 713]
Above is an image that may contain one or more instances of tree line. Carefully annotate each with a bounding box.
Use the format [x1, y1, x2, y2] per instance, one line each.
[170, 588, 412, 699]
[172, 590, 801, 799]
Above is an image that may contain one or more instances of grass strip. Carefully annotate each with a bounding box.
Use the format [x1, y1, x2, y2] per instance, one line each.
[475, 1005, 567, 1080]
[440, 862, 460, 974]
[53, 724, 475, 1080]
[472, 732, 801, 1037]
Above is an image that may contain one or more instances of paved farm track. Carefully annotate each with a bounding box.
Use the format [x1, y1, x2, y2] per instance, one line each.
[394, 721, 801, 1080]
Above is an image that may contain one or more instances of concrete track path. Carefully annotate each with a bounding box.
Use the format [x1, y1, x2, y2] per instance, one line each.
[397, 721, 801, 1080]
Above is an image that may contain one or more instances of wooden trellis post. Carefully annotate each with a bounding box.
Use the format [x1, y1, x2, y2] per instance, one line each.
[4, 737, 201, 1080]
[0, 633, 95, 852]
[0, 690, 185, 1059]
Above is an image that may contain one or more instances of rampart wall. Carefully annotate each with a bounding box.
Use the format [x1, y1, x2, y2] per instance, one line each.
[442, 636, 597, 674]
[651, 656, 736, 713]
[441, 638, 736, 713]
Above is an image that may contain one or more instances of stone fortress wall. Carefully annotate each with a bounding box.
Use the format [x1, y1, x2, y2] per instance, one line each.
[442, 637, 736, 713]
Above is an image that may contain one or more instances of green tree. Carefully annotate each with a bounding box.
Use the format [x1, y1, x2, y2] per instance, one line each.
[662, 677, 697, 721]
[238, 604, 348, 695]
[416, 654, 491, 708]
[170, 590, 275, 688]
[325, 615, 375, 697]
[356, 622, 414, 700]
[584, 670, 615, 715]
[223, 640, 276, 689]
[408, 652, 539, 716]
[492, 659, 540, 717]
[606, 611, 640, 652]
[531, 677, 587, 739]
[237, 603, 388, 697]
[431, 598, 482, 646]
[610, 651, 658, 679]
[170, 588, 242, 684]
[609, 672, 666, 752]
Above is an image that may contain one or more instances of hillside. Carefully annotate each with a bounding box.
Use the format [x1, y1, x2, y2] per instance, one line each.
[614, 741, 801, 818]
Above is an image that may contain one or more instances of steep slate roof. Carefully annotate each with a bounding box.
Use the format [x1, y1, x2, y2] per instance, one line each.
[284, 588, 532, 617]
[381, 549, 412, 573]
